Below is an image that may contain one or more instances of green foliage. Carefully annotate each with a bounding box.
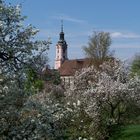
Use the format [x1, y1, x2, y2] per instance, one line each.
[34, 79, 44, 90]
[43, 69, 61, 85]
[0, 80, 27, 139]
[60, 107, 93, 140]
[24, 68, 44, 93]
[52, 70, 61, 85]
[109, 124, 140, 140]
[131, 54, 140, 76]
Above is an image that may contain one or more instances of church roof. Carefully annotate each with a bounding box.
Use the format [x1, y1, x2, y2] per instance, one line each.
[58, 58, 92, 76]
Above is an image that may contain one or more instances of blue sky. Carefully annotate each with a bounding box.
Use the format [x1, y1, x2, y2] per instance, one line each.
[5, 0, 140, 67]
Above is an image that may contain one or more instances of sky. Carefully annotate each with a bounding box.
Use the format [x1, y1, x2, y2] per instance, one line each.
[5, 0, 140, 67]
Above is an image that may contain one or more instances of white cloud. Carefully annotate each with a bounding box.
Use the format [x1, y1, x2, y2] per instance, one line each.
[111, 32, 140, 39]
[112, 44, 140, 49]
[66, 31, 92, 38]
[52, 14, 86, 24]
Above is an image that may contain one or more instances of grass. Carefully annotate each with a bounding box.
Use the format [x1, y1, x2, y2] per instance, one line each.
[109, 124, 140, 140]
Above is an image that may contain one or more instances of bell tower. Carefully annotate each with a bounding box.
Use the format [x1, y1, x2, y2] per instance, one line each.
[55, 20, 68, 69]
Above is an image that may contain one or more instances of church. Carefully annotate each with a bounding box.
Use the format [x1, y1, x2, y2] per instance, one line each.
[54, 21, 91, 87]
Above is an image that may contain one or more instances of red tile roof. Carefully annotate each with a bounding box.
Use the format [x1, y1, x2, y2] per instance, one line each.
[58, 58, 92, 76]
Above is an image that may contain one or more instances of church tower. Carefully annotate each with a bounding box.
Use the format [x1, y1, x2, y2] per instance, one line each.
[55, 20, 68, 69]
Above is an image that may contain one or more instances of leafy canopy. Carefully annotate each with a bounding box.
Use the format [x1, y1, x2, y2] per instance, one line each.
[83, 31, 113, 66]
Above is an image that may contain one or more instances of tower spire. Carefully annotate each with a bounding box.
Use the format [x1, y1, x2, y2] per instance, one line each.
[59, 20, 64, 41]
[55, 21, 68, 69]
[61, 20, 63, 32]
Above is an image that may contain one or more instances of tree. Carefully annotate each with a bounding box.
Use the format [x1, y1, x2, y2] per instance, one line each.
[0, 1, 50, 77]
[0, 0, 51, 92]
[131, 54, 140, 76]
[83, 31, 113, 67]
[0, 1, 50, 138]
[66, 60, 140, 140]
